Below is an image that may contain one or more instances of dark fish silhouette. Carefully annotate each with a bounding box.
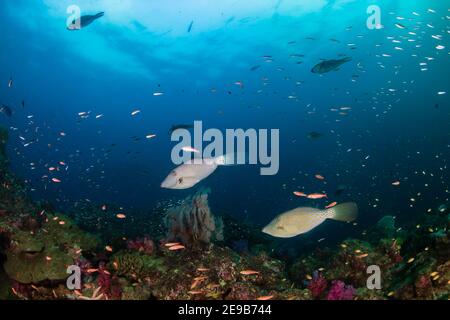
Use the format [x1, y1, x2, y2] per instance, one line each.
[0, 104, 12, 117]
[187, 20, 194, 33]
[225, 16, 235, 25]
[250, 65, 261, 71]
[311, 57, 352, 74]
[68, 12, 104, 30]
[169, 124, 194, 135]
[307, 131, 323, 139]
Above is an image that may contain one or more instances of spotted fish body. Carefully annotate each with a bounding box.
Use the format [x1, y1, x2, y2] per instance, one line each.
[262, 202, 358, 238]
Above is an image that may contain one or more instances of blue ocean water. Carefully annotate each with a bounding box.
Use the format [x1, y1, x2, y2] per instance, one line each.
[0, 0, 449, 248]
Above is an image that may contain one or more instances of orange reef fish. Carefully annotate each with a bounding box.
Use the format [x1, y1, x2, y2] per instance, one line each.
[257, 295, 274, 300]
[325, 202, 338, 209]
[168, 244, 186, 251]
[307, 193, 327, 199]
[240, 270, 260, 275]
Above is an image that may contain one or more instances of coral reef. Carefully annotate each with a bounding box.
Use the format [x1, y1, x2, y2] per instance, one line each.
[307, 271, 327, 299]
[326, 280, 355, 300]
[0, 127, 99, 291]
[114, 245, 297, 300]
[109, 251, 167, 280]
[289, 213, 449, 300]
[0, 126, 7, 172]
[0, 126, 448, 300]
[2, 213, 99, 284]
[164, 189, 224, 247]
[127, 236, 154, 255]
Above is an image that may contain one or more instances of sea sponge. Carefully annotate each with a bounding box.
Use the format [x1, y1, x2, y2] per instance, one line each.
[164, 189, 223, 247]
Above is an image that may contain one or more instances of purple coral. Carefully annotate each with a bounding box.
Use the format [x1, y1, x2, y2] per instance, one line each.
[307, 271, 328, 299]
[326, 280, 356, 300]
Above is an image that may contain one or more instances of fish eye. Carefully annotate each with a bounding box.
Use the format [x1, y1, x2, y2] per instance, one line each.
[178, 177, 183, 184]
[277, 225, 285, 230]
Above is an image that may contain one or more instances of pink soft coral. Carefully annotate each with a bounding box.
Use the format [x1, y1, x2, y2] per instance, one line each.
[326, 280, 355, 300]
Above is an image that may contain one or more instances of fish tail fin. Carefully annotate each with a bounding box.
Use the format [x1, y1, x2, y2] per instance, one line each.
[342, 56, 352, 62]
[326, 202, 358, 222]
[214, 152, 247, 166]
[95, 12, 105, 19]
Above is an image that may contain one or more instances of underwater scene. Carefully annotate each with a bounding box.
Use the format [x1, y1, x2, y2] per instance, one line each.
[0, 0, 449, 302]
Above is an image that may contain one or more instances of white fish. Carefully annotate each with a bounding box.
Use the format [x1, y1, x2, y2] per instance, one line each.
[262, 202, 358, 238]
[181, 146, 200, 153]
[161, 154, 237, 189]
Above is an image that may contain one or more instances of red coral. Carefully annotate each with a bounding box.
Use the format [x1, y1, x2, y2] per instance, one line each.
[127, 236, 154, 255]
[326, 280, 356, 300]
[11, 281, 32, 298]
[416, 275, 432, 289]
[307, 272, 328, 299]
[97, 262, 122, 299]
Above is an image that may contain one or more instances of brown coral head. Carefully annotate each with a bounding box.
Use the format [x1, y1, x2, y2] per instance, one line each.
[23, 250, 42, 259]
[17, 215, 42, 232]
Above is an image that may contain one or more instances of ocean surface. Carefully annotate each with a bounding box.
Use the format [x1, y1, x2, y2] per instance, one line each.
[0, 0, 449, 249]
